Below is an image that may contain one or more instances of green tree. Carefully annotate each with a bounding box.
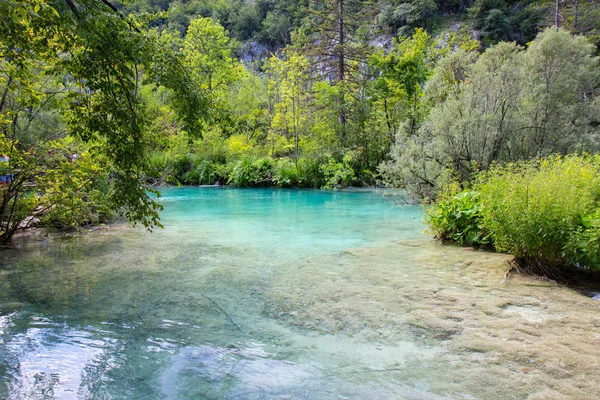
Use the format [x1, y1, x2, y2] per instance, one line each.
[183, 17, 243, 93]
[0, 0, 207, 244]
[519, 28, 600, 157]
[382, 28, 600, 200]
[385, 0, 438, 35]
[266, 53, 311, 165]
[371, 28, 431, 138]
[226, 72, 269, 145]
[296, 0, 375, 140]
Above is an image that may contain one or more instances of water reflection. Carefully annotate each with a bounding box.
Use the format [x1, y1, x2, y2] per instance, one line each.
[1, 317, 115, 399]
[0, 312, 445, 399]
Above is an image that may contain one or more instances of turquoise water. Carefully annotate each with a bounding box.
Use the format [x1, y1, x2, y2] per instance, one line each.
[0, 188, 428, 399]
[158, 187, 422, 255]
[3, 188, 599, 399]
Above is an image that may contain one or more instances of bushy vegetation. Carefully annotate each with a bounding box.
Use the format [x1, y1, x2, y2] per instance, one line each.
[427, 189, 489, 247]
[0, 0, 206, 244]
[144, 151, 336, 189]
[320, 154, 356, 190]
[427, 155, 600, 275]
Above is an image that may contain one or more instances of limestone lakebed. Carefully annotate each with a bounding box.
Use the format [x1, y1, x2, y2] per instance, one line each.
[265, 240, 600, 399]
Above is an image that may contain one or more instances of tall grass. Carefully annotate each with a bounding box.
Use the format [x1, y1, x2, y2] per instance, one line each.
[427, 155, 600, 275]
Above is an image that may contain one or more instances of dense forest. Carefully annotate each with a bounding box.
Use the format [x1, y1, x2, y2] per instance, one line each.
[1, 0, 600, 257]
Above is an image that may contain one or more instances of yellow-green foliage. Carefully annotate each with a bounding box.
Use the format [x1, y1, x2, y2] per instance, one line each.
[36, 138, 115, 228]
[427, 154, 600, 274]
[426, 189, 489, 246]
[225, 134, 254, 158]
[183, 17, 244, 92]
[477, 154, 600, 272]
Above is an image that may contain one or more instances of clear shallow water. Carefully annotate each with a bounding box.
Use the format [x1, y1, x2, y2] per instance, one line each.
[2, 188, 600, 399]
[0, 188, 426, 399]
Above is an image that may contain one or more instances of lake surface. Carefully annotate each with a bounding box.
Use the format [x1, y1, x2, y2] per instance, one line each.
[1, 187, 600, 399]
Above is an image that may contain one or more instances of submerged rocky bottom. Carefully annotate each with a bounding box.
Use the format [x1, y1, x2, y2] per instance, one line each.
[266, 240, 600, 399]
[2, 234, 599, 399]
[1, 188, 599, 399]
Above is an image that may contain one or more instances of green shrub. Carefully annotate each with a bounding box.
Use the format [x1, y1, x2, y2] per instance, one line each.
[194, 160, 217, 185]
[428, 154, 600, 275]
[320, 155, 355, 189]
[42, 175, 116, 229]
[228, 157, 253, 186]
[297, 157, 325, 188]
[146, 151, 170, 179]
[170, 153, 196, 182]
[273, 158, 298, 187]
[564, 209, 600, 269]
[213, 162, 233, 184]
[153, 153, 215, 185]
[228, 156, 274, 186]
[477, 155, 600, 273]
[182, 168, 200, 185]
[426, 190, 489, 246]
[252, 157, 273, 184]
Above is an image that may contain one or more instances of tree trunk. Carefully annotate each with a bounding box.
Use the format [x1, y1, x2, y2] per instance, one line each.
[337, 0, 346, 140]
[337, 0, 344, 83]
[294, 131, 298, 167]
[573, 0, 579, 32]
[0, 76, 13, 116]
[555, 0, 560, 29]
[409, 91, 418, 137]
[293, 94, 299, 167]
[383, 98, 394, 143]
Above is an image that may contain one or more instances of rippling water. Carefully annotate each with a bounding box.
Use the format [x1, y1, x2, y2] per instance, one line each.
[1, 188, 600, 399]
